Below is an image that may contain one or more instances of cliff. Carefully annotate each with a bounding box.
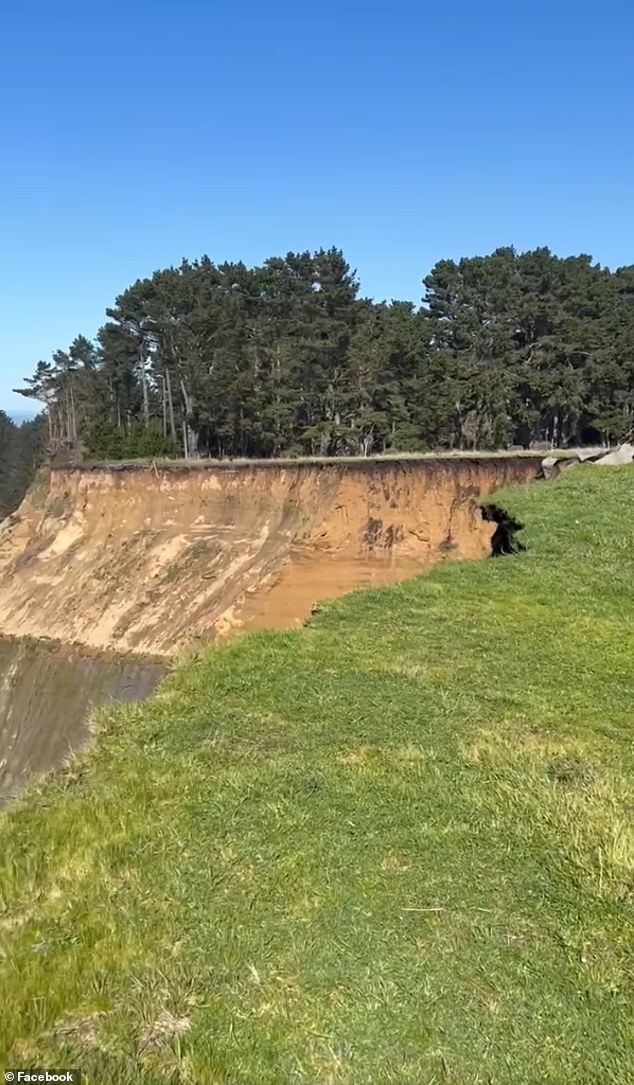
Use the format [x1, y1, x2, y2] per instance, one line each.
[0, 456, 541, 656]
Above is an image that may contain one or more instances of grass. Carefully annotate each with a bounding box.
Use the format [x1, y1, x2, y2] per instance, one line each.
[1, 466, 634, 1083]
[73, 448, 554, 471]
[64, 443, 609, 473]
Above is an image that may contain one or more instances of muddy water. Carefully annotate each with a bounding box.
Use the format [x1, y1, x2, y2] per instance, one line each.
[0, 636, 166, 807]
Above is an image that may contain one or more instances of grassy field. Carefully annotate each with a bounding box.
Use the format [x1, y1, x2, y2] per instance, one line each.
[1, 466, 633, 1083]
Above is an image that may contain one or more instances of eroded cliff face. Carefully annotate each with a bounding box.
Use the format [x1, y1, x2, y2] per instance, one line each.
[0, 457, 540, 656]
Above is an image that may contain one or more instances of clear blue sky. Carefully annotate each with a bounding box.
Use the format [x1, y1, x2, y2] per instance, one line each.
[2, 0, 633, 415]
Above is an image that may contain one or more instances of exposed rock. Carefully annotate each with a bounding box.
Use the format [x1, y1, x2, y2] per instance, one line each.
[591, 443, 634, 466]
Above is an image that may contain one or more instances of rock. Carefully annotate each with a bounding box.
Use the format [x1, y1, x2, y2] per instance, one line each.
[591, 443, 634, 466]
[540, 455, 560, 480]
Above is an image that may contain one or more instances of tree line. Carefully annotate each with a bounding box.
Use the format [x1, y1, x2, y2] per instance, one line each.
[0, 413, 46, 519]
[15, 245, 634, 461]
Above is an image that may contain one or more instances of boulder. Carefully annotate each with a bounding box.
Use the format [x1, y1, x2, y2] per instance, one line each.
[591, 443, 634, 466]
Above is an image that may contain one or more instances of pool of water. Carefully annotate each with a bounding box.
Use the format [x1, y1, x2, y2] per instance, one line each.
[0, 636, 166, 806]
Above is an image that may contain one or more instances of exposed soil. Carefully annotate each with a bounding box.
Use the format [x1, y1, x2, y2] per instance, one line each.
[0, 456, 542, 656]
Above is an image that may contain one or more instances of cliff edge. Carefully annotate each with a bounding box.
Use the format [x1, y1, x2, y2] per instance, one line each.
[0, 456, 540, 655]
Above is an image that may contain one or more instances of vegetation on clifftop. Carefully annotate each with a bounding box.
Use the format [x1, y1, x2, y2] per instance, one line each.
[1, 467, 634, 1083]
[0, 411, 46, 520]
[15, 245, 634, 461]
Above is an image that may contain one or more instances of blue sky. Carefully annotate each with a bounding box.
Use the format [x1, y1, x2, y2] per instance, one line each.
[2, 0, 633, 415]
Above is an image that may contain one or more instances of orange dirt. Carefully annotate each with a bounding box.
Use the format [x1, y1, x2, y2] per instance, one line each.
[0, 457, 540, 656]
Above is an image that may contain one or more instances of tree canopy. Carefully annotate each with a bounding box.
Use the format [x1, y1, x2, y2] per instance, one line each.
[0, 413, 46, 520]
[14, 245, 634, 461]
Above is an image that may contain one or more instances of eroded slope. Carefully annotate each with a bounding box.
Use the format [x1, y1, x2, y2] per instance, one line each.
[0, 457, 540, 655]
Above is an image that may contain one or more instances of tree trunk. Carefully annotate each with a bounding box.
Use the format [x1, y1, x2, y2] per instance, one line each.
[139, 344, 150, 427]
[69, 380, 77, 445]
[165, 367, 177, 443]
[63, 386, 71, 444]
[179, 377, 198, 458]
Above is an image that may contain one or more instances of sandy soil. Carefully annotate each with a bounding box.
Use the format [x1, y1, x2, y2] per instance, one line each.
[0, 457, 541, 656]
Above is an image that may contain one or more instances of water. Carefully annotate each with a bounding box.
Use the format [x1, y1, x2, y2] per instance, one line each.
[0, 636, 166, 806]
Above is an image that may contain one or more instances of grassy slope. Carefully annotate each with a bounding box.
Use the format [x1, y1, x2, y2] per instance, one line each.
[1, 467, 634, 1084]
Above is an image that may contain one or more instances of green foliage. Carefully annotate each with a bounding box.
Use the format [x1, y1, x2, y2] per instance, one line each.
[85, 418, 179, 460]
[0, 411, 46, 519]
[16, 245, 634, 460]
[1, 468, 634, 1080]
[84, 416, 128, 459]
[124, 422, 180, 459]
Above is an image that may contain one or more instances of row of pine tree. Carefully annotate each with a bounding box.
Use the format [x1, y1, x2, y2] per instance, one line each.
[15, 246, 634, 461]
[0, 413, 46, 519]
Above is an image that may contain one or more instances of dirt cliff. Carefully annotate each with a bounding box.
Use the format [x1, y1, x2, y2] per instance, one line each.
[0, 456, 540, 656]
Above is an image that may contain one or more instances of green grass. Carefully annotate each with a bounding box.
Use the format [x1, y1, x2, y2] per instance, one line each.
[2, 466, 634, 1084]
